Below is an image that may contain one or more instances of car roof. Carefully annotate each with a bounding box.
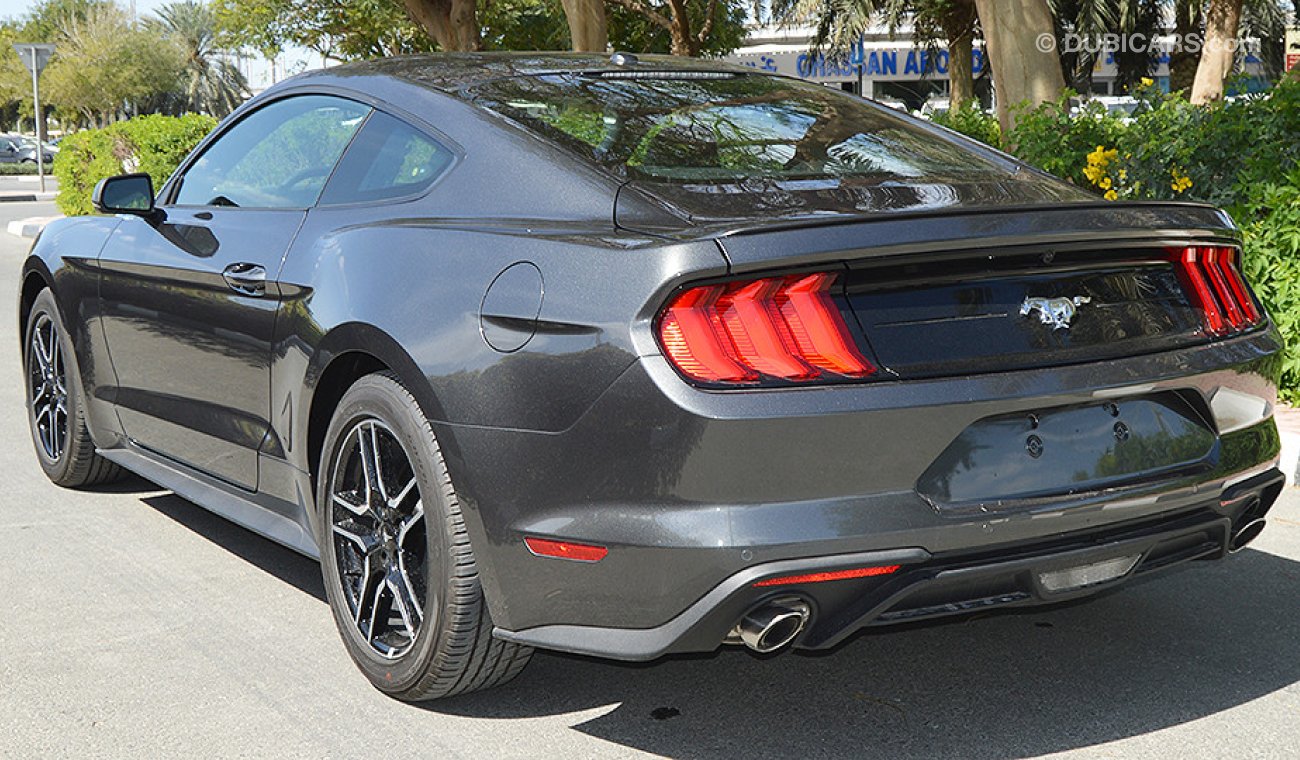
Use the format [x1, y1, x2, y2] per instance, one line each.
[292, 52, 754, 95]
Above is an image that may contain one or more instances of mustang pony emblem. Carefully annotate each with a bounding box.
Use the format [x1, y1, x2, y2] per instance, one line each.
[1019, 296, 1091, 330]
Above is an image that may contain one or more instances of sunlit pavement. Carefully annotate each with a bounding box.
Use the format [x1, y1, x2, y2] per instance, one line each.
[1, 202, 1298, 758]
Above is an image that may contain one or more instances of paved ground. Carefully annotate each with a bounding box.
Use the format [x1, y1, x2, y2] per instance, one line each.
[0, 175, 58, 201]
[2, 200, 1299, 759]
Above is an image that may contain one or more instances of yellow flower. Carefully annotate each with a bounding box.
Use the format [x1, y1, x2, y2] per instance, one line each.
[1099, 177, 1113, 190]
[1140, 77, 1154, 87]
[1118, 169, 1128, 181]
[1170, 168, 1193, 193]
[1104, 189, 1118, 201]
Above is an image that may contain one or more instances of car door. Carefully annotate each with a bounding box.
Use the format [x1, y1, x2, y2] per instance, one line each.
[98, 94, 371, 489]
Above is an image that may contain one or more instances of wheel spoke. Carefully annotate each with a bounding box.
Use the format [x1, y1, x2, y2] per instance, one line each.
[329, 416, 429, 659]
[332, 491, 368, 516]
[387, 569, 422, 637]
[30, 335, 49, 376]
[356, 424, 379, 506]
[397, 500, 424, 547]
[333, 517, 380, 554]
[353, 555, 379, 625]
[365, 579, 384, 645]
[367, 422, 390, 503]
[390, 476, 418, 509]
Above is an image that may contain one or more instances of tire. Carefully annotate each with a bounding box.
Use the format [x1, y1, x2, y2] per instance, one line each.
[24, 288, 125, 488]
[317, 372, 531, 701]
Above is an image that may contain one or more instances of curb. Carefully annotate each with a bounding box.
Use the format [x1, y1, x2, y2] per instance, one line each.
[0, 192, 57, 203]
[5, 215, 61, 238]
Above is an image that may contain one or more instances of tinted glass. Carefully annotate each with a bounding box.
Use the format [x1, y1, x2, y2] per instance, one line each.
[99, 175, 153, 211]
[467, 73, 1013, 184]
[318, 111, 453, 205]
[175, 95, 370, 208]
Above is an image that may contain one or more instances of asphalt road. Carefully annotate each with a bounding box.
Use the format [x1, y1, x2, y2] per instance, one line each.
[2, 201, 1299, 759]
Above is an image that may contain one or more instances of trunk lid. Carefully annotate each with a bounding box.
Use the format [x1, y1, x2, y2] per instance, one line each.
[714, 202, 1246, 381]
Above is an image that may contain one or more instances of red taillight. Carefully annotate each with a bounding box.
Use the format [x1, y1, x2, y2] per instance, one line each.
[524, 537, 608, 562]
[1169, 245, 1262, 336]
[657, 272, 875, 386]
[753, 564, 901, 588]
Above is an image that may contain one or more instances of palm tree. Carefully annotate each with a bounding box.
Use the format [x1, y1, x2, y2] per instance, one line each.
[150, 1, 249, 117]
[774, 0, 982, 108]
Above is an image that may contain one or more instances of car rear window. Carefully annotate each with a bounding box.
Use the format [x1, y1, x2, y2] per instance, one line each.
[466, 72, 1016, 185]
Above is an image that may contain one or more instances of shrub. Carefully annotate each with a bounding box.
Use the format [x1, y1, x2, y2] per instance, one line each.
[52, 113, 218, 216]
[0, 163, 40, 175]
[930, 101, 1002, 150]
[1237, 173, 1300, 402]
[1004, 93, 1127, 187]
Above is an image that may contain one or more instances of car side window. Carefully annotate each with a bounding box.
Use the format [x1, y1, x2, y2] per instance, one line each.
[317, 111, 453, 206]
[174, 95, 371, 209]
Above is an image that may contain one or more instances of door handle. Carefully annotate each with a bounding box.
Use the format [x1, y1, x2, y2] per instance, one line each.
[222, 262, 267, 296]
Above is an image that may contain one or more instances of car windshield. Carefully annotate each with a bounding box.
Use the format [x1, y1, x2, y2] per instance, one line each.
[467, 72, 1016, 184]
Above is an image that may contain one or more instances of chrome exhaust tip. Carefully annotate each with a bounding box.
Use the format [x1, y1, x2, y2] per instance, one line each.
[1229, 518, 1267, 553]
[731, 598, 811, 653]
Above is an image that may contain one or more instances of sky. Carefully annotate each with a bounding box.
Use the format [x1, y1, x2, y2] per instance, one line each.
[3, 0, 316, 90]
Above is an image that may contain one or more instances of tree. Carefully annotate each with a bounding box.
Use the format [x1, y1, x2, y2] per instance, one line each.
[773, 0, 981, 109]
[973, 0, 1065, 132]
[40, 4, 183, 127]
[562, 0, 608, 51]
[1048, 0, 1161, 94]
[605, 0, 723, 56]
[1190, 0, 1242, 103]
[149, 1, 250, 117]
[214, 0, 435, 60]
[401, 0, 480, 51]
[608, 0, 746, 54]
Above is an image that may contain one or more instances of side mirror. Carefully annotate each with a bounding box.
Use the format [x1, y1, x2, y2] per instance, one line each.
[93, 173, 158, 218]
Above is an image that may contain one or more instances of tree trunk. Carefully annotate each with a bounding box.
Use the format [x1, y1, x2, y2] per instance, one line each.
[942, 1, 977, 109]
[665, 0, 695, 56]
[402, 0, 481, 52]
[562, 0, 607, 52]
[1168, 2, 1201, 94]
[972, 0, 1066, 134]
[1189, 0, 1242, 104]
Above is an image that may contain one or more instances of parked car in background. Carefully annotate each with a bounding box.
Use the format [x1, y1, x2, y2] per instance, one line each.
[0, 135, 23, 164]
[17, 136, 56, 165]
[21, 53, 1284, 703]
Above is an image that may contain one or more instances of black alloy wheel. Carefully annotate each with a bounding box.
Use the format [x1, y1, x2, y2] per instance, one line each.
[27, 311, 68, 463]
[329, 418, 429, 658]
[318, 372, 531, 700]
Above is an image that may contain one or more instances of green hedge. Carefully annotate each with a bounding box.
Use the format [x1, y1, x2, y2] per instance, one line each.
[934, 77, 1300, 401]
[52, 113, 218, 216]
[0, 163, 40, 175]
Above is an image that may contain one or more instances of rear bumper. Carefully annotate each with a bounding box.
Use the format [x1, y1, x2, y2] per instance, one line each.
[437, 326, 1282, 650]
[495, 469, 1283, 660]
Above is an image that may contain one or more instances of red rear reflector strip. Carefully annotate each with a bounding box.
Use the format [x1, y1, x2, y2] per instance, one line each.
[753, 564, 901, 587]
[1216, 247, 1261, 324]
[1176, 246, 1228, 334]
[524, 537, 609, 562]
[657, 271, 875, 386]
[1202, 248, 1245, 329]
[1170, 245, 1263, 336]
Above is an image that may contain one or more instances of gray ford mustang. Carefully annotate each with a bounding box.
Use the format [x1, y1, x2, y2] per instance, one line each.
[21, 53, 1284, 701]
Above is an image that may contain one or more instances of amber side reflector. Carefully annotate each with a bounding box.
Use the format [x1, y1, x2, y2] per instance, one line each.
[753, 564, 901, 588]
[524, 537, 609, 562]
